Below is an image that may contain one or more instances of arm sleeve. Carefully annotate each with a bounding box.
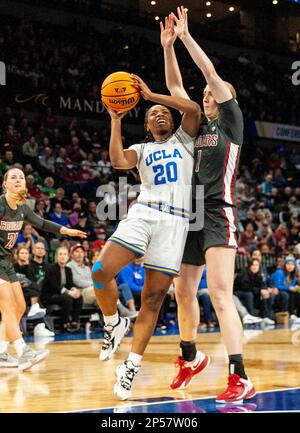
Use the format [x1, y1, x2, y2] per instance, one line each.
[218, 98, 244, 144]
[24, 205, 62, 234]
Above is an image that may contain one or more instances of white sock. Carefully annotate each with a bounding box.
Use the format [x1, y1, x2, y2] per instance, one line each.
[14, 338, 26, 357]
[0, 341, 9, 354]
[128, 352, 142, 366]
[103, 312, 119, 327]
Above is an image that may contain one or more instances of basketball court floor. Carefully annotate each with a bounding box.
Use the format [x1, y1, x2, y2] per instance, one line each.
[1, 325, 300, 413]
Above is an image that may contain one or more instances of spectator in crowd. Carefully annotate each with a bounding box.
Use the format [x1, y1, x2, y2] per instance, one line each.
[239, 222, 258, 253]
[13, 246, 46, 320]
[251, 248, 289, 322]
[16, 223, 40, 250]
[50, 202, 69, 226]
[22, 136, 39, 168]
[74, 212, 97, 242]
[116, 258, 145, 309]
[41, 176, 56, 198]
[69, 204, 82, 227]
[97, 148, 112, 180]
[87, 201, 103, 229]
[41, 246, 83, 332]
[26, 174, 42, 200]
[39, 147, 55, 175]
[50, 187, 71, 212]
[68, 244, 138, 320]
[261, 174, 273, 197]
[91, 228, 106, 249]
[234, 259, 275, 325]
[34, 199, 49, 220]
[29, 242, 49, 288]
[66, 244, 98, 307]
[272, 256, 300, 323]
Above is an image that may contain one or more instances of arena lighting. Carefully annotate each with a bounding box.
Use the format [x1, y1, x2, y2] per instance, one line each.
[229, 6, 235, 11]
[184, 8, 189, 12]
[150, 1, 156, 5]
[206, 1, 211, 6]
[155, 15, 160, 20]
[272, 0, 278, 4]
[206, 12, 212, 17]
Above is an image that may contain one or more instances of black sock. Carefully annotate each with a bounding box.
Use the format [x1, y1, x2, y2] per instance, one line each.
[180, 340, 197, 362]
[228, 354, 247, 379]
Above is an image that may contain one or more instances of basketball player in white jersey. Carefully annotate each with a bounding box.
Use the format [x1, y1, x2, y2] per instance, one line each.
[92, 74, 200, 400]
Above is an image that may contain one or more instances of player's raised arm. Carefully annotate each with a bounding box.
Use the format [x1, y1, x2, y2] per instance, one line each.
[160, 15, 190, 100]
[107, 108, 138, 170]
[131, 74, 200, 137]
[172, 6, 232, 104]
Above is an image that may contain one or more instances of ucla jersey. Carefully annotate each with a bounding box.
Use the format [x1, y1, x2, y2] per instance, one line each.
[129, 126, 195, 215]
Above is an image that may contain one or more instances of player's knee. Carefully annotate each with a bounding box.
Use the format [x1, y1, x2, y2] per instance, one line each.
[91, 260, 107, 291]
[17, 300, 26, 318]
[209, 285, 232, 313]
[144, 289, 166, 311]
[175, 286, 195, 304]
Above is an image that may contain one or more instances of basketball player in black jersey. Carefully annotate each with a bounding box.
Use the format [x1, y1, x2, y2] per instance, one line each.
[160, 7, 256, 403]
[0, 167, 86, 370]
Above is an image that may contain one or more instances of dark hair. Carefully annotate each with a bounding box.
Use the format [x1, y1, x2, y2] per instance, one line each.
[248, 258, 261, 272]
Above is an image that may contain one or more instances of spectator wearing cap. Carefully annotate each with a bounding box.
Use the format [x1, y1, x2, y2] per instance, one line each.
[66, 244, 98, 306]
[272, 256, 300, 323]
[74, 211, 96, 241]
[68, 245, 138, 319]
[92, 228, 106, 249]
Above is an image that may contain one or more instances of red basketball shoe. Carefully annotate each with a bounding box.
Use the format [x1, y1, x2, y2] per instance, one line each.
[170, 352, 210, 390]
[216, 374, 256, 404]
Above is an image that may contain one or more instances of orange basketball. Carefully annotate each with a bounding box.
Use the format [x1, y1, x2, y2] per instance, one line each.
[101, 71, 140, 112]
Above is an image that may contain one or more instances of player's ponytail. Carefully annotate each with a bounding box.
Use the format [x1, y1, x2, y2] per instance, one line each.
[224, 81, 238, 104]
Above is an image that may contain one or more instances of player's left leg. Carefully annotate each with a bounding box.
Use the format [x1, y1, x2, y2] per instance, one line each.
[170, 263, 210, 390]
[114, 269, 172, 400]
[205, 247, 256, 404]
[11, 281, 49, 370]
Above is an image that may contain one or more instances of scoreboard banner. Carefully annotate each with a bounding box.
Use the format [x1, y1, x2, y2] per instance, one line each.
[246, 120, 300, 143]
